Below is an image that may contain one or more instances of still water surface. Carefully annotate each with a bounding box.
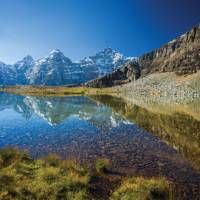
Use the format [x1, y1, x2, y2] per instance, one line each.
[0, 92, 200, 199]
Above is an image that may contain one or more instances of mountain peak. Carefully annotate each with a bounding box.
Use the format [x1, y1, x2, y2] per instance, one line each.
[100, 47, 116, 54]
[103, 47, 113, 51]
[22, 55, 34, 63]
[0, 61, 6, 66]
[49, 49, 63, 56]
[96, 48, 123, 60]
[14, 55, 34, 69]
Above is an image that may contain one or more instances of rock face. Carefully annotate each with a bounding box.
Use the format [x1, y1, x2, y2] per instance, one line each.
[0, 56, 36, 86]
[27, 50, 83, 86]
[0, 62, 16, 86]
[0, 48, 134, 86]
[85, 24, 200, 88]
[86, 61, 140, 87]
[14, 55, 35, 85]
[139, 24, 200, 76]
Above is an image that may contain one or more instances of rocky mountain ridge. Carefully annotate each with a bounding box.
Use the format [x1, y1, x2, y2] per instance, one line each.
[86, 60, 140, 87]
[86, 24, 200, 87]
[139, 24, 200, 76]
[0, 48, 135, 86]
[0, 62, 16, 85]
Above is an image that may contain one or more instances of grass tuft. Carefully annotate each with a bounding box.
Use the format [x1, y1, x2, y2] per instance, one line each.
[43, 154, 61, 167]
[95, 158, 110, 174]
[110, 177, 174, 200]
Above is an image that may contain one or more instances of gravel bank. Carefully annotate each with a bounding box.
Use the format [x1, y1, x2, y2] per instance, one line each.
[117, 71, 200, 104]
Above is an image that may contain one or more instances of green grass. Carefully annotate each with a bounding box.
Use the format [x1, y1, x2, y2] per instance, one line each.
[0, 148, 175, 200]
[110, 177, 174, 200]
[0, 148, 89, 200]
[95, 158, 110, 174]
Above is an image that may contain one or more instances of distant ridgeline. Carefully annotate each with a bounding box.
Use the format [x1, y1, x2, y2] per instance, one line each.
[0, 24, 199, 87]
[0, 48, 135, 86]
[86, 24, 200, 87]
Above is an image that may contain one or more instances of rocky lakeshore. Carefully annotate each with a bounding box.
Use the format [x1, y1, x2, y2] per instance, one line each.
[116, 71, 200, 104]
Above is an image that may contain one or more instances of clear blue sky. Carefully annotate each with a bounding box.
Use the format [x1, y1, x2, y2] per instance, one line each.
[0, 0, 200, 64]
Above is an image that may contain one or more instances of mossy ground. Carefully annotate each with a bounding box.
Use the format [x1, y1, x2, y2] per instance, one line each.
[0, 148, 175, 200]
[0, 148, 89, 200]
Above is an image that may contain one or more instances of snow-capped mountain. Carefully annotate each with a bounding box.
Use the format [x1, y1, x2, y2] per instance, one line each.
[0, 62, 16, 85]
[0, 48, 137, 86]
[14, 55, 35, 84]
[28, 50, 80, 85]
[78, 47, 136, 76]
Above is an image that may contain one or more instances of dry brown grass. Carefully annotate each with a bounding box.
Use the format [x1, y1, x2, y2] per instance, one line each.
[0, 85, 118, 96]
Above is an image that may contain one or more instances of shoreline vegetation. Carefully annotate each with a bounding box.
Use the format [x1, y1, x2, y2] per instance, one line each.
[0, 85, 118, 96]
[0, 147, 174, 200]
[0, 72, 199, 100]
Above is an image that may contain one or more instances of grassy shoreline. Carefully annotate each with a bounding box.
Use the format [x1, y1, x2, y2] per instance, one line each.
[0, 147, 174, 200]
[1, 72, 199, 98]
[0, 85, 119, 96]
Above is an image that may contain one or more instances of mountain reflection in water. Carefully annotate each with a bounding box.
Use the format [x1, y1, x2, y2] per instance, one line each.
[0, 93, 130, 128]
[91, 95, 200, 171]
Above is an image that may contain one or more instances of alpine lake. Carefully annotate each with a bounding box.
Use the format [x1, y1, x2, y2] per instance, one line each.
[0, 92, 200, 199]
